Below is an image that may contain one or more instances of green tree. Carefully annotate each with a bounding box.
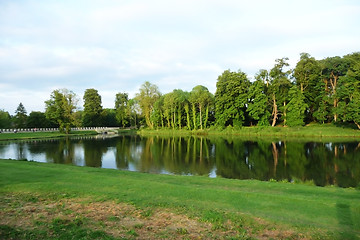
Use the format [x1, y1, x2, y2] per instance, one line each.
[102, 109, 118, 127]
[127, 98, 140, 128]
[45, 89, 78, 133]
[215, 70, 250, 128]
[151, 95, 165, 128]
[286, 86, 308, 127]
[313, 95, 330, 124]
[115, 92, 129, 127]
[247, 70, 271, 126]
[190, 86, 214, 129]
[320, 56, 350, 122]
[339, 52, 360, 128]
[14, 103, 27, 128]
[0, 110, 11, 129]
[268, 58, 292, 126]
[136, 81, 161, 129]
[83, 88, 103, 127]
[27, 111, 53, 128]
[293, 53, 321, 122]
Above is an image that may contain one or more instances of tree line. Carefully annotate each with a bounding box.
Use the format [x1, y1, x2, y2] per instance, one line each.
[1, 52, 359, 132]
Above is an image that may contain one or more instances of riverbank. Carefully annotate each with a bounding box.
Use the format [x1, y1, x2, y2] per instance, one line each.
[1, 159, 359, 239]
[0, 130, 98, 141]
[139, 123, 360, 138]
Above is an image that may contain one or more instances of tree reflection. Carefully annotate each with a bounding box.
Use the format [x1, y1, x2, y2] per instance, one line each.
[2, 135, 359, 187]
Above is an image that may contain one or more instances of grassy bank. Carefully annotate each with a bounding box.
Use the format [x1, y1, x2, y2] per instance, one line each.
[1, 160, 359, 239]
[139, 123, 360, 138]
[0, 131, 97, 141]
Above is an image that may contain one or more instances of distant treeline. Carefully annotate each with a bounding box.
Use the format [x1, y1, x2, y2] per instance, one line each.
[1, 52, 360, 132]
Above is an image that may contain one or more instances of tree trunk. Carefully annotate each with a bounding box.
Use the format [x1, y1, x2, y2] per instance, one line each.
[330, 72, 338, 122]
[204, 105, 209, 129]
[333, 99, 338, 122]
[192, 103, 197, 130]
[184, 104, 191, 130]
[355, 121, 360, 130]
[283, 101, 287, 126]
[199, 105, 203, 130]
[178, 108, 181, 129]
[271, 94, 277, 127]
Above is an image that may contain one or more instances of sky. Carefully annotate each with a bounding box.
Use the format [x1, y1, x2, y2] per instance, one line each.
[1, 0, 360, 113]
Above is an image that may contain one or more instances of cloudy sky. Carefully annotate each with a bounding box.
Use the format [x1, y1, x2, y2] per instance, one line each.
[1, 0, 359, 113]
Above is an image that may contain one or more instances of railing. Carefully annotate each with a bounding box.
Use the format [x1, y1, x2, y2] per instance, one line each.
[0, 127, 120, 133]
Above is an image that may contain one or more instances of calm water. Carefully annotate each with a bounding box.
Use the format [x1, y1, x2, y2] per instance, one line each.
[1, 134, 359, 187]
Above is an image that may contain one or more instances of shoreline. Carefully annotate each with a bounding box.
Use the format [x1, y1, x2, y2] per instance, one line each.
[138, 124, 360, 139]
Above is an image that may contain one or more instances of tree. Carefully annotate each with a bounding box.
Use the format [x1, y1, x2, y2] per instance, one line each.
[320, 56, 350, 122]
[215, 70, 250, 128]
[45, 89, 78, 133]
[247, 70, 271, 126]
[136, 81, 161, 129]
[293, 53, 321, 122]
[286, 86, 308, 127]
[115, 92, 129, 127]
[151, 95, 165, 128]
[339, 52, 360, 128]
[27, 111, 53, 128]
[83, 88, 103, 127]
[0, 110, 11, 129]
[102, 109, 118, 127]
[127, 98, 140, 128]
[268, 58, 292, 126]
[14, 103, 27, 128]
[190, 86, 214, 129]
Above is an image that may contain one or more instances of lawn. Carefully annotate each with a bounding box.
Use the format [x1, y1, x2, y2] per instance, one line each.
[1, 159, 359, 239]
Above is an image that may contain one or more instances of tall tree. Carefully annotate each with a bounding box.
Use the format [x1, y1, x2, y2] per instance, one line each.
[190, 85, 213, 130]
[27, 111, 53, 128]
[286, 86, 308, 127]
[128, 98, 140, 128]
[136, 81, 161, 129]
[83, 88, 103, 127]
[247, 70, 271, 126]
[338, 52, 360, 128]
[268, 58, 292, 126]
[0, 110, 11, 129]
[151, 95, 165, 128]
[215, 70, 250, 128]
[14, 103, 27, 128]
[115, 92, 129, 127]
[293, 53, 321, 122]
[320, 56, 349, 122]
[45, 89, 78, 133]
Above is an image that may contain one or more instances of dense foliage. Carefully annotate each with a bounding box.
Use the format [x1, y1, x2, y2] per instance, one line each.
[1, 52, 360, 130]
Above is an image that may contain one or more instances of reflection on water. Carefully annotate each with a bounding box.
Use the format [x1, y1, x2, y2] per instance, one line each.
[0, 135, 360, 187]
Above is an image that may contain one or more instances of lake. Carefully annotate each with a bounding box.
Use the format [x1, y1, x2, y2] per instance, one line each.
[1, 134, 359, 187]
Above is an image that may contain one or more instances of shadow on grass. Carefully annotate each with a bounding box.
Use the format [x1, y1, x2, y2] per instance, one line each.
[336, 203, 358, 240]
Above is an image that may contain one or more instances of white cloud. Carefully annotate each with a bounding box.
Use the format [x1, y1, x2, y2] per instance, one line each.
[0, 0, 359, 113]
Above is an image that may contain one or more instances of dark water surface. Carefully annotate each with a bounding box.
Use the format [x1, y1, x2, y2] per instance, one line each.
[1, 134, 359, 187]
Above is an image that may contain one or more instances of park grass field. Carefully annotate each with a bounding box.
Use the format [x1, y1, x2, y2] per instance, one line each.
[1, 159, 359, 239]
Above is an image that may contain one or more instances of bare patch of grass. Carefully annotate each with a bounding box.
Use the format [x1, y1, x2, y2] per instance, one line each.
[0, 193, 308, 239]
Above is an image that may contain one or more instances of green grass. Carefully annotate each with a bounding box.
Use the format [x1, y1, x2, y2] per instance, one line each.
[0, 131, 97, 141]
[1, 159, 359, 239]
[139, 123, 360, 138]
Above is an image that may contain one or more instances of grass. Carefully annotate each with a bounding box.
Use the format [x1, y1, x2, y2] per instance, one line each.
[139, 123, 360, 138]
[1, 159, 359, 239]
[0, 131, 97, 141]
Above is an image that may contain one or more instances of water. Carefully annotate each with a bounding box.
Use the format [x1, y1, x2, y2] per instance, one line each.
[1, 134, 359, 187]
